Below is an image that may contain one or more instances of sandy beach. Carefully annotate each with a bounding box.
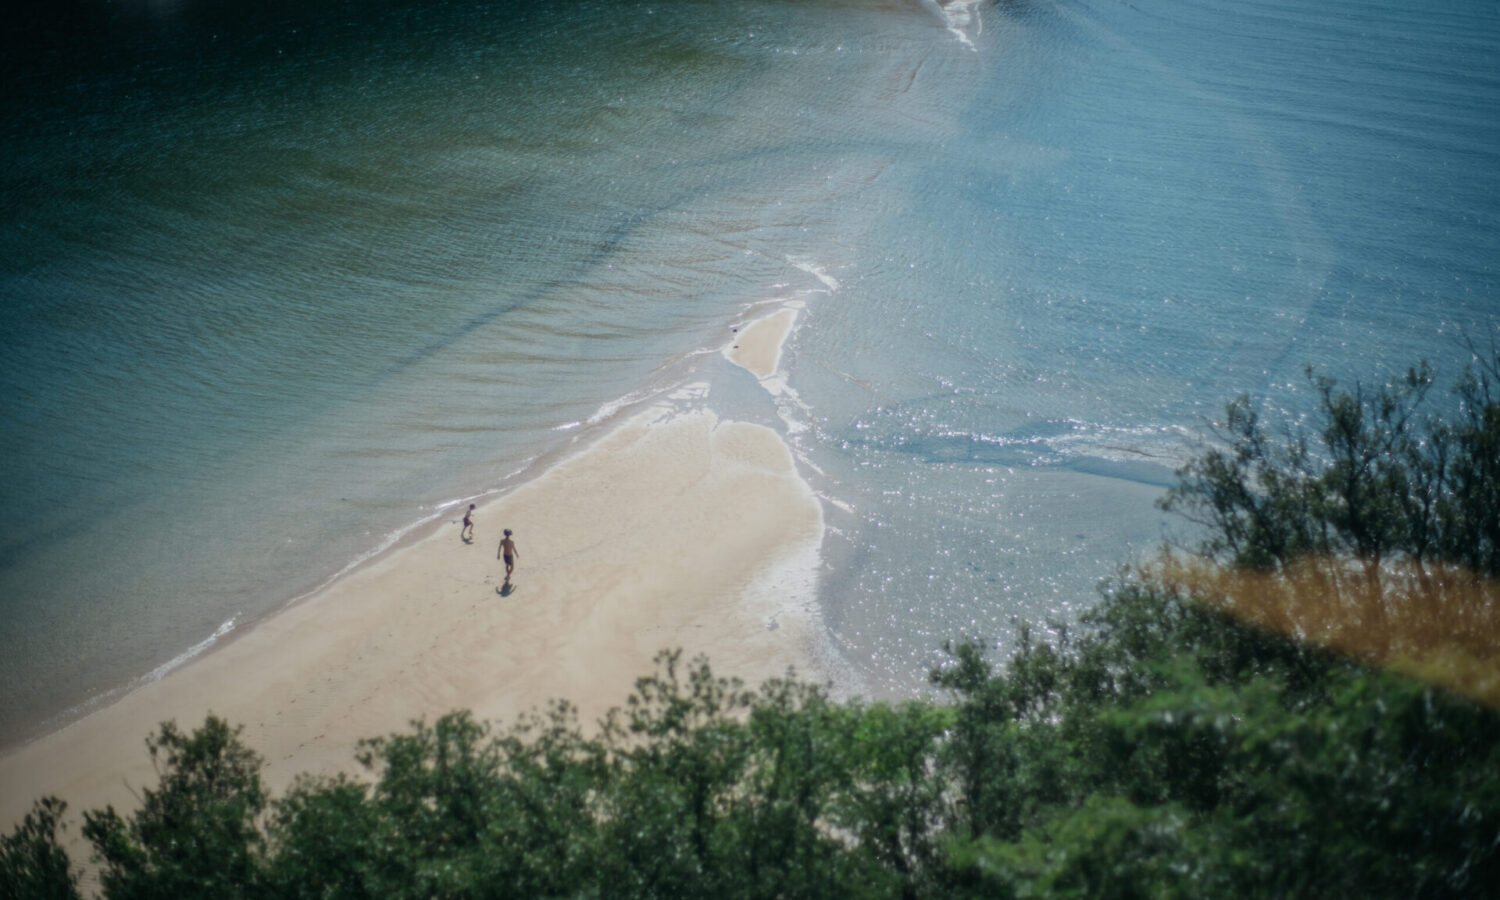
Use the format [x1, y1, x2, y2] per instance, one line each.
[0, 307, 823, 852]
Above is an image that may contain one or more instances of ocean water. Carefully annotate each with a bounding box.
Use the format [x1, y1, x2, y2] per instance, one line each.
[1, 0, 1496, 747]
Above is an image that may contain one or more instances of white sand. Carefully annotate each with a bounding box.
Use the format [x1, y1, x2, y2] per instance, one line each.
[727, 306, 799, 381]
[1, 301, 819, 876]
[0, 401, 824, 848]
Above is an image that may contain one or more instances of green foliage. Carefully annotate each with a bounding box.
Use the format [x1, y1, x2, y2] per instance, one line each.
[0, 797, 80, 900]
[945, 795, 1231, 900]
[7, 617, 1497, 899]
[262, 773, 377, 900]
[264, 704, 609, 900]
[1161, 354, 1500, 578]
[590, 651, 949, 899]
[80, 715, 266, 899]
[935, 581, 1500, 899]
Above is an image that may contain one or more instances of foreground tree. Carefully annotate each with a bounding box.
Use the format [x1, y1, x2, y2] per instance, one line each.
[81, 717, 267, 899]
[933, 579, 1500, 898]
[8, 623, 1498, 898]
[1161, 353, 1500, 579]
[1159, 353, 1500, 704]
[0, 797, 79, 900]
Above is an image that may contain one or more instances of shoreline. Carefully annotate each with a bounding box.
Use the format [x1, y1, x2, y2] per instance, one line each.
[0, 306, 829, 842]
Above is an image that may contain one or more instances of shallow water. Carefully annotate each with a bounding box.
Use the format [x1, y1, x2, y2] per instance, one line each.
[1, 0, 1496, 745]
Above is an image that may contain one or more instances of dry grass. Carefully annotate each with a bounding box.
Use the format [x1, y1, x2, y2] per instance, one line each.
[1154, 555, 1500, 707]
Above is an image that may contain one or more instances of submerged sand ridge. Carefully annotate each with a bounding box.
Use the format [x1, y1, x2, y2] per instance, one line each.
[0, 308, 823, 839]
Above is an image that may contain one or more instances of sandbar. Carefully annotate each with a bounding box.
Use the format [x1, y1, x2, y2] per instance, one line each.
[0, 404, 825, 850]
[727, 305, 799, 380]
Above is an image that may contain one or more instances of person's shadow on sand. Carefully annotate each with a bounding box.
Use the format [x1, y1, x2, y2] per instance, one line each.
[498, 583, 517, 597]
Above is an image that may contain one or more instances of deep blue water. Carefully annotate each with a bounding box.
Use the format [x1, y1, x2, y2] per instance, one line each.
[1, 0, 1496, 746]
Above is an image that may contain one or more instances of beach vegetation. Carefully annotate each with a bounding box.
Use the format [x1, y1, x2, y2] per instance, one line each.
[0, 797, 77, 900]
[6, 354, 1500, 898]
[1157, 350, 1500, 705]
[80, 716, 267, 899]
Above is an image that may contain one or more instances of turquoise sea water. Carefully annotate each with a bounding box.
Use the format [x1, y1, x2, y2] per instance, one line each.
[2, 0, 1496, 748]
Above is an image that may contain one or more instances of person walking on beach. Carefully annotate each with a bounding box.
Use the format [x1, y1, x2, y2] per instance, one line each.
[461, 504, 476, 542]
[497, 529, 519, 582]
